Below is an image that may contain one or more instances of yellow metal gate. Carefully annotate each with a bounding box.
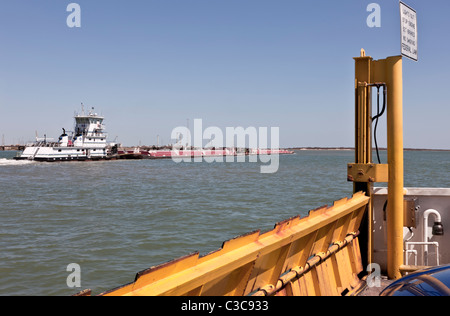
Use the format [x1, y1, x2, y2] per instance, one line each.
[82, 192, 369, 296]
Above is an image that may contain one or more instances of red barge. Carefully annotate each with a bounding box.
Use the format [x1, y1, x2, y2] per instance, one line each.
[117, 148, 294, 160]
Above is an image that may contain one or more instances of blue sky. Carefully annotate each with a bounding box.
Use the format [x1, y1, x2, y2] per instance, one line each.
[0, 0, 449, 149]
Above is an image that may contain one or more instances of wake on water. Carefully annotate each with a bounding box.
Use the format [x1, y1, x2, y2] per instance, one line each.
[0, 158, 34, 166]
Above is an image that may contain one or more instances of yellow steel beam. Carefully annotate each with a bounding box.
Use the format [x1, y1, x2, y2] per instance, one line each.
[385, 56, 404, 280]
[353, 50, 404, 280]
[94, 193, 369, 296]
[371, 56, 404, 280]
[353, 50, 374, 269]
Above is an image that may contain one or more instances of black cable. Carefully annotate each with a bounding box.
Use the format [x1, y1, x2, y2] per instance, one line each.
[372, 84, 386, 121]
[372, 84, 386, 164]
[374, 86, 381, 164]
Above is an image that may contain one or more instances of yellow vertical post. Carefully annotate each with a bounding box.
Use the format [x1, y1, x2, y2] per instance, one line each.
[372, 55, 405, 279]
[353, 49, 373, 268]
[385, 56, 404, 280]
[354, 51, 404, 280]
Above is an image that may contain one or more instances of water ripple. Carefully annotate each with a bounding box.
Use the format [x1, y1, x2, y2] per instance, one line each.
[1, 150, 448, 295]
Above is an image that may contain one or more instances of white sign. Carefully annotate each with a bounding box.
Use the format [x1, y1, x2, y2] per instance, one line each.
[400, 2, 418, 61]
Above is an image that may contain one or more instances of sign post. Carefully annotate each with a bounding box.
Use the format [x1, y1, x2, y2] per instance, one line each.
[400, 2, 418, 61]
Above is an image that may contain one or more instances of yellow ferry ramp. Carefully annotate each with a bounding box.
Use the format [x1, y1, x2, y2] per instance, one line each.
[94, 192, 369, 296]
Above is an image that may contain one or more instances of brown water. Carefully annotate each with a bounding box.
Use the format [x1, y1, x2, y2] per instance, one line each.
[0, 149, 448, 295]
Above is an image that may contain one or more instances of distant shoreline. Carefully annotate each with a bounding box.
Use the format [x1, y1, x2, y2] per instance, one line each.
[287, 147, 450, 152]
[2, 145, 449, 152]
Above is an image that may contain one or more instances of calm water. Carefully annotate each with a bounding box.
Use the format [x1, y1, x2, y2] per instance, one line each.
[1, 150, 449, 296]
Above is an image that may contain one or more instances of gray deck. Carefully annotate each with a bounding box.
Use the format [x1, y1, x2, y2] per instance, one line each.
[357, 277, 394, 296]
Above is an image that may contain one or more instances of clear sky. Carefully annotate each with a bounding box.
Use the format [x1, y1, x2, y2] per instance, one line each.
[0, 0, 449, 149]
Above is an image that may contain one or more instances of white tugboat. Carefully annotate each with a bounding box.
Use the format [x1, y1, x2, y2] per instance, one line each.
[15, 105, 117, 162]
